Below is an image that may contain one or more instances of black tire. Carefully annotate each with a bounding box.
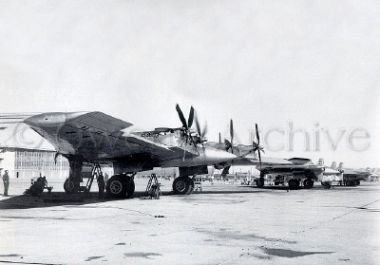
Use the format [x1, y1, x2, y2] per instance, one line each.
[172, 177, 190, 195]
[106, 175, 127, 198]
[346, 181, 354, 186]
[321, 181, 332, 189]
[126, 179, 135, 198]
[303, 179, 314, 189]
[64, 178, 77, 194]
[256, 178, 265, 188]
[288, 179, 300, 190]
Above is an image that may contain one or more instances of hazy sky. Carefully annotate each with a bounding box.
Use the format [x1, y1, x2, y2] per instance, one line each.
[0, 0, 379, 167]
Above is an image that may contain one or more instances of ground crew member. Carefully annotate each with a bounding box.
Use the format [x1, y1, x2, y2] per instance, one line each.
[97, 173, 105, 199]
[3, 170, 9, 196]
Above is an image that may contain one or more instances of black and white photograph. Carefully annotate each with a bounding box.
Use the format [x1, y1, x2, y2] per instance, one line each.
[0, 1, 379, 264]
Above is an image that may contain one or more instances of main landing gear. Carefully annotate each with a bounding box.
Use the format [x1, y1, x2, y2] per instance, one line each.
[64, 163, 105, 194]
[63, 178, 77, 194]
[106, 173, 136, 199]
[63, 160, 136, 199]
[255, 169, 315, 190]
[172, 176, 194, 195]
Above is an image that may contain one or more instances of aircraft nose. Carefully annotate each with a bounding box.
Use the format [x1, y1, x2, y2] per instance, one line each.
[204, 148, 237, 163]
[24, 114, 44, 127]
[24, 113, 66, 128]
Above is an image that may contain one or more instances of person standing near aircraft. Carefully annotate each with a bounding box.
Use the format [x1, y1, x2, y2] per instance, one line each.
[97, 173, 105, 199]
[3, 170, 9, 196]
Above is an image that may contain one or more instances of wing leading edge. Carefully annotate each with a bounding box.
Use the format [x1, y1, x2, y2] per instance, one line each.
[23, 111, 197, 161]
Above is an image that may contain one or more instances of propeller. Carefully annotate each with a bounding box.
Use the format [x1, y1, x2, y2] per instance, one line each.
[176, 104, 202, 160]
[221, 119, 234, 179]
[175, 104, 196, 146]
[253, 123, 264, 168]
[224, 119, 234, 153]
[234, 123, 264, 168]
[195, 114, 208, 149]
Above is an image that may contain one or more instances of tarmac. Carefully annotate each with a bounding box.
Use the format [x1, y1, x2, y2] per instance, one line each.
[0, 179, 379, 265]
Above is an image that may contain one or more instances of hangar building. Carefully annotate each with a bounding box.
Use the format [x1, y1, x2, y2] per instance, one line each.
[0, 123, 69, 181]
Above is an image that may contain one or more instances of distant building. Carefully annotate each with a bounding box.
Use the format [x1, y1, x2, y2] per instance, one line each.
[0, 147, 69, 180]
[0, 123, 69, 180]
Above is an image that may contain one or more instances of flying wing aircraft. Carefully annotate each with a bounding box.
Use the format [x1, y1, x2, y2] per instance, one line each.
[208, 120, 328, 189]
[18, 105, 236, 198]
[254, 157, 328, 189]
[206, 120, 292, 179]
[328, 162, 371, 186]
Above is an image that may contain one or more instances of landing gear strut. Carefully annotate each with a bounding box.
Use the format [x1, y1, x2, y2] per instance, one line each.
[106, 173, 136, 199]
[256, 170, 266, 188]
[63, 158, 82, 194]
[64, 163, 105, 194]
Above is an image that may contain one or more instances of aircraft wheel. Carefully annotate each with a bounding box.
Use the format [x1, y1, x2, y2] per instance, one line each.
[64, 178, 77, 194]
[256, 178, 265, 188]
[321, 181, 331, 189]
[288, 179, 300, 190]
[172, 177, 190, 195]
[125, 179, 135, 198]
[346, 181, 354, 186]
[106, 175, 127, 198]
[303, 179, 314, 189]
[355, 180, 360, 186]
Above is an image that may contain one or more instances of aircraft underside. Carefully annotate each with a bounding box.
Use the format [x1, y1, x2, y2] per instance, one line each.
[62, 156, 209, 198]
[255, 167, 320, 190]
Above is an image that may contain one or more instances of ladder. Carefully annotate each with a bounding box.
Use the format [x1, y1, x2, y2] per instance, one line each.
[81, 163, 103, 193]
[146, 173, 161, 199]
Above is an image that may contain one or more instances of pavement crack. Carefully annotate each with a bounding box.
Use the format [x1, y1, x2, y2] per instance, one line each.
[295, 199, 380, 234]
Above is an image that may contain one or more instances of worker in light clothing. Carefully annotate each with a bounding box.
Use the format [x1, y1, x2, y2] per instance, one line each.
[3, 170, 9, 196]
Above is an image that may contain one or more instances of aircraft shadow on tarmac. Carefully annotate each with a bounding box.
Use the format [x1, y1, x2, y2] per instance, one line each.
[248, 185, 372, 191]
[0, 188, 267, 209]
[0, 184, 372, 209]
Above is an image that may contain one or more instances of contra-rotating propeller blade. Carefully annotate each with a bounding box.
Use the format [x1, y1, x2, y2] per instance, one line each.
[195, 115, 208, 138]
[257, 145, 262, 168]
[230, 119, 234, 146]
[195, 115, 201, 137]
[188, 106, 194, 129]
[255, 123, 260, 145]
[201, 123, 207, 138]
[176, 104, 188, 129]
[175, 104, 201, 160]
[225, 119, 234, 153]
[195, 114, 208, 150]
[224, 139, 232, 152]
[254, 123, 263, 168]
